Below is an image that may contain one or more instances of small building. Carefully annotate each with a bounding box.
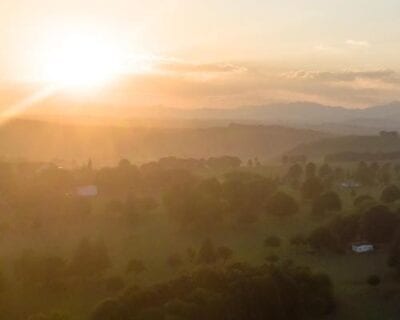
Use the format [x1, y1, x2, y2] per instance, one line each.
[341, 180, 361, 189]
[76, 185, 98, 197]
[351, 242, 374, 253]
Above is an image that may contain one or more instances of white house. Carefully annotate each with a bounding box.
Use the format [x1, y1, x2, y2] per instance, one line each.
[341, 180, 361, 189]
[351, 242, 374, 253]
[76, 185, 98, 197]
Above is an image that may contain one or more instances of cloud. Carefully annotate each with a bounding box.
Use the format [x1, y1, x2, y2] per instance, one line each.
[346, 39, 370, 47]
[157, 62, 247, 74]
[313, 44, 342, 54]
[103, 62, 400, 109]
[282, 69, 399, 83]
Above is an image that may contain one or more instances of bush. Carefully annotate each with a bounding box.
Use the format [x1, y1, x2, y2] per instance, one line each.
[264, 236, 281, 247]
[265, 254, 280, 264]
[354, 194, 374, 208]
[197, 239, 217, 264]
[367, 275, 381, 287]
[126, 259, 146, 275]
[266, 192, 299, 217]
[104, 276, 125, 293]
[91, 263, 335, 320]
[290, 234, 307, 246]
[312, 192, 342, 216]
[381, 185, 400, 203]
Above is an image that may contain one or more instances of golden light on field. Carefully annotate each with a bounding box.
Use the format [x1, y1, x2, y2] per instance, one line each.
[38, 27, 124, 89]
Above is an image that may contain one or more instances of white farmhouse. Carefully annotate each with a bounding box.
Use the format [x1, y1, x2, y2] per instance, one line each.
[351, 242, 374, 253]
[341, 180, 361, 189]
[76, 185, 98, 197]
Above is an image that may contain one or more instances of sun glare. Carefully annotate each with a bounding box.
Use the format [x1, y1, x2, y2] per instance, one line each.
[39, 29, 123, 89]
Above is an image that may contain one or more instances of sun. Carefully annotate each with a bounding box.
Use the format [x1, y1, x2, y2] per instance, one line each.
[39, 28, 123, 89]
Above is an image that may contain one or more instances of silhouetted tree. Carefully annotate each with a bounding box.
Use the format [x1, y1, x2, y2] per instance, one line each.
[286, 163, 303, 188]
[14, 251, 67, 292]
[290, 234, 307, 246]
[197, 239, 217, 265]
[361, 205, 398, 243]
[264, 235, 282, 247]
[69, 239, 111, 279]
[355, 161, 374, 186]
[312, 191, 342, 216]
[217, 246, 233, 263]
[354, 194, 374, 208]
[319, 163, 333, 179]
[186, 247, 196, 263]
[105, 276, 125, 294]
[301, 177, 323, 200]
[381, 185, 400, 203]
[305, 162, 317, 179]
[367, 275, 381, 287]
[92, 263, 335, 320]
[379, 163, 392, 185]
[126, 259, 146, 276]
[166, 254, 183, 270]
[266, 191, 299, 217]
[265, 253, 280, 264]
[308, 226, 342, 253]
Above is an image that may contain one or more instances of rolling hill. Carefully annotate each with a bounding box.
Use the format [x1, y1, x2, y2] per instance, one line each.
[287, 133, 400, 161]
[0, 120, 328, 165]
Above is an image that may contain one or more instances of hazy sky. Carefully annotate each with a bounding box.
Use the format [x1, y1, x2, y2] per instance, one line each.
[2, 0, 400, 108]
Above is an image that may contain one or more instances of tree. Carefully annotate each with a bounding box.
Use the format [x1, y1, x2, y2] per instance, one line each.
[305, 162, 317, 179]
[388, 232, 400, 274]
[286, 164, 303, 187]
[333, 166, 345, 182]
[308, 226, 342, 253]
[266, 192, 299, 217]
[353, 194, 374, 208]
[14, 251, 67, 292]
[217, 246, 233, 263]
[265, 253, 280, 264]
[126, 259, 146, 276]
[222, 172, 276, 224]
[361, 205, 398, 243]
[319, 163, 333, 179]
[312, 192, 342, 216]
[197, 239, 217, 265]
[381, 185, 400, 203]
[166, 254, 183, 270]
[186, 247, 196, 263]
[367, 275, 381, 287]
[123, 194, 157, 224]
[92, 263, 335, 320]
[264, 235, 281, 248]
[69, 239, 111, 279]
[301, 177, 323, 200]
[164, 178, 225, 230]
[92, 299, 122, 320]
[105, 276, 125, 294]
[28, 313, 70, 320]
[290, 234, 307, 246]
[206, 156, 242, 170]
[355, 161, 374, 186]
[380, 163, 392, 185]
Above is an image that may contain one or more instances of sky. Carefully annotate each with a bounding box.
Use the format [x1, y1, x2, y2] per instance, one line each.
[2, 0, 400, 109]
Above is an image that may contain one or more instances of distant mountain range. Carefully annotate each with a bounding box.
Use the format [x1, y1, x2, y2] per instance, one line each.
[5, 87, 399, 134]
[0, 97, 399, 164]
[122, 101, 400, 134]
